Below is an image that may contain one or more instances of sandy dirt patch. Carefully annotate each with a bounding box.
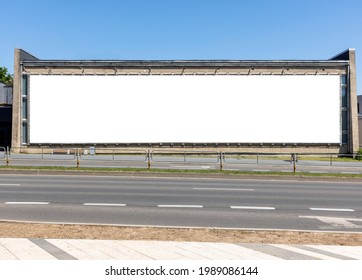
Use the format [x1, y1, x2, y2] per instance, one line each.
[1, 222, 362, 246]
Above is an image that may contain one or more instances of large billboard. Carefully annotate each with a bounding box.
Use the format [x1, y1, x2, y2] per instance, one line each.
[29, 74, 340, 144]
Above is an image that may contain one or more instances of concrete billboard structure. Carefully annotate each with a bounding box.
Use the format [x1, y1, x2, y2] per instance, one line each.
[12, 49, 359, 154]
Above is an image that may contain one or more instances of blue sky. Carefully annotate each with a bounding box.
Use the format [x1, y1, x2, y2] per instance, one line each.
[1, 0, 361, 93]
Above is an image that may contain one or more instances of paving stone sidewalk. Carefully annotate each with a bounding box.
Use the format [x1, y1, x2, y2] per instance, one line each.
[1, 238, 362, 260]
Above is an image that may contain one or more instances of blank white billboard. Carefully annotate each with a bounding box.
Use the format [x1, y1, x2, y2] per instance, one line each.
[29, 74, 340, 144]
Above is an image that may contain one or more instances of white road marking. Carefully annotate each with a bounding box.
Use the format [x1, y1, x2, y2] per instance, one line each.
[341, 172, 359, 174]
[170, 165, 214, 169]
[200, 166, 212, 169]
[0, 184, 21, 186]
[5, 202, 49, 205]
[300, 216, 362, 229]
[223, 169, 240, 171]
[83, 203, 127, 207]
[193, 188, 254, 191]
[231, 206, 275, 210]
[252, 169, 271, 172]
[170, 166, 203, 169]
[158, 205, 203, 208]
[310, 208, 355, 212]
[309, 171, 326, 173]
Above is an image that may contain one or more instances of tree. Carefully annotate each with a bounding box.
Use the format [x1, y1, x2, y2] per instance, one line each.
[0, 66, 13, 86]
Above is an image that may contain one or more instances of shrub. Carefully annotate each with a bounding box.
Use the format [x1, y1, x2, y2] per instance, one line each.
[356, 148, 362, 160]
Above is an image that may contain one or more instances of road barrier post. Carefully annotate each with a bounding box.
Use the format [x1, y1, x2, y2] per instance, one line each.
[6, 147, 9, 167]
[219, 152, 223, 171]
[76, 148, 80, 168]
[147, 150, 151, 170]
[292, 153, 296, 173]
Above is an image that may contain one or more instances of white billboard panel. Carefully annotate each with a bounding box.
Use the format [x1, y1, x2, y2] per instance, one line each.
[29, 75, 340, 144]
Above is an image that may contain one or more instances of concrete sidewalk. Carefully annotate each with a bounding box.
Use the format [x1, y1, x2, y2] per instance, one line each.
[0, 238, 362, 260]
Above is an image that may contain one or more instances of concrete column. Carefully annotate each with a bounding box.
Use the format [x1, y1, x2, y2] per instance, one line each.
[11, 49, 21, 149]
[348, 49, 359, 154]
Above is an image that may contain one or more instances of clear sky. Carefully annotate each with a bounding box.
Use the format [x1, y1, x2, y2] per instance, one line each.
[1, 0, 361, 93]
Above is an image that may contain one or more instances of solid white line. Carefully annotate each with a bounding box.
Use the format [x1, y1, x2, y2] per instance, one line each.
[252, 169, 270, 172]
[231, 206, 275, 210]
[309, 171, 326, 173]
[310, 208, 355, 212]
[158, 205, 203, 208]
[341, 172, 359, 174]
[5, 202, 49, 205]
[83, 203, 127, 207]
[193, 188, 254, 191]
[0, 184, 21, 186]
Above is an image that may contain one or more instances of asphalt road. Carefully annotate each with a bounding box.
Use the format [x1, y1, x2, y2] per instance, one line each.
[0, 173, 362, 232]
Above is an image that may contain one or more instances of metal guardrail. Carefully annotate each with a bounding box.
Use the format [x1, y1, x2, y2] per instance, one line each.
[8, 147, 77, 160]
[223, 152, 293, 166]
[80, 148, 148, 162]
[2, 147, 362, 172]
[151, 150, 220, 164]
[295, 153, 359, 167]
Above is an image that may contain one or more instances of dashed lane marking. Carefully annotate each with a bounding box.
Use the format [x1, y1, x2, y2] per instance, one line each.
[193, 188, 254, 191]
[158, 205, 203, 208]
[231, 206, 275, 210]
[83, 203, 127, 207]
[310, 208, 355, 212]
[5, 202, 49, 205]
